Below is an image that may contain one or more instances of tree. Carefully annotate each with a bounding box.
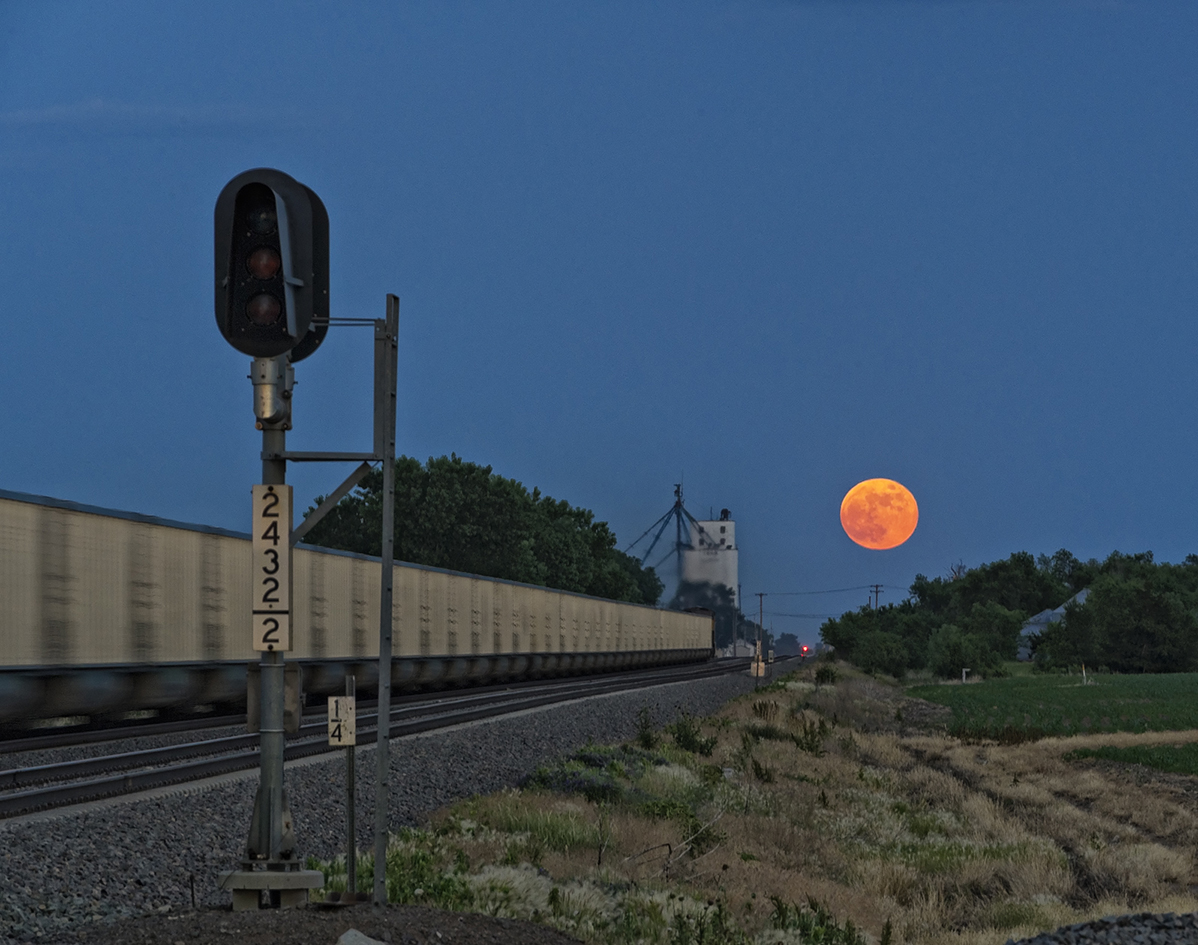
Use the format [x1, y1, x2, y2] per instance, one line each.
[853, 630, 909, 678]
[302, 454, 663, 605]
[775, 632, 801, 656]
[1036, 565, 1198, 673]
[926, 624, 1002, 679]
[962, 600, 1026, 661]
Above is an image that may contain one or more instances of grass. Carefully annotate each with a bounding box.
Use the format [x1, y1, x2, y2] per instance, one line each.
[907, 672, 1198, 740]
[309, 662, 1198, 944]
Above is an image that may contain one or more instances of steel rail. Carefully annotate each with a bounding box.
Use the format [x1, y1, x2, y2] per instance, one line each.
[1, 662, 736, 789]
[0, 658, 726, 755]
[0, 658, 765, 818]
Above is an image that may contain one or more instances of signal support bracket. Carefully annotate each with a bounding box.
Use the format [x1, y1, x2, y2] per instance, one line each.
[265, 302, 398, 545]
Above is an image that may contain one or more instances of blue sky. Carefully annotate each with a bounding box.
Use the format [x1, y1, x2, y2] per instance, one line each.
[2, 1, 1197, 641]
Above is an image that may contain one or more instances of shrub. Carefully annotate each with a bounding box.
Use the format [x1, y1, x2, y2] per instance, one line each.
[635, 705, 659, 749]
[669, 710, 717, 756]
[792, 715, 830, 755]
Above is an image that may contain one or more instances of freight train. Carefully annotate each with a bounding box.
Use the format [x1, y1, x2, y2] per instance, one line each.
[0, 488, 713, 725]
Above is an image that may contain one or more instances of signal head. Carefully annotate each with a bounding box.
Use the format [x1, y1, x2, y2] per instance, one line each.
[215, 169, 327, 358]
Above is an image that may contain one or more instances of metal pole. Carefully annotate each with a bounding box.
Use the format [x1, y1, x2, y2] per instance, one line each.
[346, 674, 356, 897]
[373, 295, 399, 905]
[257, 361, 288, 868]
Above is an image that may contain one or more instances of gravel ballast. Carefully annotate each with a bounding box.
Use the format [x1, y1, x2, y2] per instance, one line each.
[0, 668, 763, 944]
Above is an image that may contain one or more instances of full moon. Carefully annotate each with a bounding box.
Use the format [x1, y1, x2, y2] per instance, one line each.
[840, 479, 919, 550]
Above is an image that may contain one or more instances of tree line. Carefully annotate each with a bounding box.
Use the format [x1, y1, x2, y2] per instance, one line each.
[302, 454, 664, 606]
[820, 549, 1198, 677]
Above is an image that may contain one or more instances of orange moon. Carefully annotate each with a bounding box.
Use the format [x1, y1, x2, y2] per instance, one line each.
[840, 479, 919, 550]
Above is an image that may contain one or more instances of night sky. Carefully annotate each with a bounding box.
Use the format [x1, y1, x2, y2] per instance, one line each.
[3, 2, 1196, 642]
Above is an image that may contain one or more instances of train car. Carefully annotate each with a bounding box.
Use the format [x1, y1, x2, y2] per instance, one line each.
[0, 488, 713, 724]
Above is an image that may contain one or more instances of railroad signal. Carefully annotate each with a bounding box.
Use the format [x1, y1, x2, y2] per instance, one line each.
[800, 644, 810, 660]
[214, 169, 329, 358]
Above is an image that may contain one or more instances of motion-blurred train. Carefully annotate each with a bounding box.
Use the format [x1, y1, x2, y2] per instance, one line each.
[0, 488, 714, 726]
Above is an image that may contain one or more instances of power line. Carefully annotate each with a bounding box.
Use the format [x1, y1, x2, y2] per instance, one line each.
[766, 585, 876, 596]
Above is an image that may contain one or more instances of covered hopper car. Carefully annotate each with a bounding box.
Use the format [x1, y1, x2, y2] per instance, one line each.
[0, 489, 713, 725]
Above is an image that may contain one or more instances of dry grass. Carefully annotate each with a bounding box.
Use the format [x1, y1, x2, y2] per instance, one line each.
[318, 662, 1198, 943]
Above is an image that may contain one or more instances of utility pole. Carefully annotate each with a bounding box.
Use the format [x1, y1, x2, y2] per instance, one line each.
[870, 584, 883, 610]
[674, 482, 684, 591]
[728, 579, 737, 651]
[751, 592, 766, 684]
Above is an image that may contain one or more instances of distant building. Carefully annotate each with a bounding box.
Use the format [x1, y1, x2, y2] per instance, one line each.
[1017, 587, 1089, 660]
[681, 507, 739, 608]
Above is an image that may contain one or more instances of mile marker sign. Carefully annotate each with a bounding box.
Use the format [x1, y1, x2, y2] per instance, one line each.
[251, 484, 292, 652]
[328, 696, 356, 746]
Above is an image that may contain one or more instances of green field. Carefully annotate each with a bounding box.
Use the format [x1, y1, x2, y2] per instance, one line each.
[1063, 742, 1198, 775]
[906, 673, 1198, 741]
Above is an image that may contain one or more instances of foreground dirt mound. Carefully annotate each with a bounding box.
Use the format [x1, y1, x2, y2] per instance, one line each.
[53, 904, 582, 945]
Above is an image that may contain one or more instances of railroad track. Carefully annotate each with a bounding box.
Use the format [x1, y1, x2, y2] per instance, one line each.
[0, 665, 696, 755]
[0, 657, 773, 818]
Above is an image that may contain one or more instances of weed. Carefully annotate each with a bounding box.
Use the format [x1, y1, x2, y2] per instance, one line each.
[769, 895, 867, 944]
[752, 699, 780, 722]
[483, 805, 604, 852]
[669, 710, 717, 756]
[636, 705, 659, 749]
[523, 743, 667, 803]
[668, 900, 748, 945]
[524, 762, 626, 803]
[745, 722, 788, 742]
[816, 664, 839, 686]
[502, 835, 545, 867]
[793, 714, 831, 755]
[750, 757, 775, 783]
[370, 832, 476, 909]
[698, 764, 725, 785]
[638, 797, 693, 821]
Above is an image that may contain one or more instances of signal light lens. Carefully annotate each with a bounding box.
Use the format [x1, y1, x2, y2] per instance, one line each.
[247, 206, 277, 235]
[246, 293, 282, 326]
[246, 247, 282, 280]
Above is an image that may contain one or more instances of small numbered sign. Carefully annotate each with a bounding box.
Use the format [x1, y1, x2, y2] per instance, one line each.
[328, 696, 356, 746]
[252, 484, 292, 652]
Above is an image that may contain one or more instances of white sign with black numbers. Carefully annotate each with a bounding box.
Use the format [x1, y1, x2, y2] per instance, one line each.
[328, 696, 356, 746]
[251, 484, 292, 652]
